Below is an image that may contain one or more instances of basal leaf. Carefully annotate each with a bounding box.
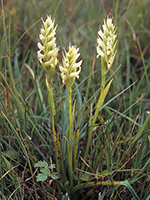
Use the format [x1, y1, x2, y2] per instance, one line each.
[40, 167, 50, 175]
[36, 173, 47, 182]
[50, 172, 58, 180]
[34, 161, 48, 168]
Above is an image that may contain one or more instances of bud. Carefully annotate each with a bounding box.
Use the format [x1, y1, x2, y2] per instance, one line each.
[97, 16, 117, 69]
[37, 15, 59, 72]
[59, 45, 82, 87]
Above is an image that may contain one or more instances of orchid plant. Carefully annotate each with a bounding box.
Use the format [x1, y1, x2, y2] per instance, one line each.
[81, 15, 118, 172]
[37, 15, 65, 179]
[59, 45, 82, 183]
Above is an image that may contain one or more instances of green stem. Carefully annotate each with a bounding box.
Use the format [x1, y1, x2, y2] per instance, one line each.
[46, 71, 67, 183]
[80, 59, 106, 172]
[46, 75, 62, 178]
[67, 85, 73, 186]
[71, 180, 123, 198]
[92, 59, 106, 126]
[74, 128, 79, 169]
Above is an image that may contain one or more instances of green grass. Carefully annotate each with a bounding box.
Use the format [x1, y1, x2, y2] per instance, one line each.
[0, 0, 150, 199]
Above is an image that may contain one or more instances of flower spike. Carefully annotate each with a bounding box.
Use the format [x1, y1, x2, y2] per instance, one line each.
[59, 45, 82, 87]
[37, 15, 59, 72]
[97, 16, 118, 69]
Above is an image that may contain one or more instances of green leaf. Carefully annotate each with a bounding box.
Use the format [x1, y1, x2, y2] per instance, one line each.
[48, 164, 56, 169]
[40, 167, 50, 175]
[50, 172, 58, 180]
[80, 172, 90, 181]
[103, 78, 113, 100]
[145, 194, 150, 200]
[6, 149, 19, 160]
[34, 161, 48, 168]
[36, 173, 48, 182]
[98, 193, 102, 200]
[2, 155, 11, 170]
[25, 63, 35, 80]
[98, 170, 110, 176]
[101, 81, 137, 112]
[119, 180, 140, 200]
[133, 112, 150, 144]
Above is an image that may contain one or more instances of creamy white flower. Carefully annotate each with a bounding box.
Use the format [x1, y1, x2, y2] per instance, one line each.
[37, 15, 59, 72]
[59, 45, 82, 87]
[97, 16, 117, 69]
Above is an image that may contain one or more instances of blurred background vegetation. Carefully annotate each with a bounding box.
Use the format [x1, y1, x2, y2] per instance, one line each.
[1, 0, 150, 103]
[0, 0, 150, 199]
